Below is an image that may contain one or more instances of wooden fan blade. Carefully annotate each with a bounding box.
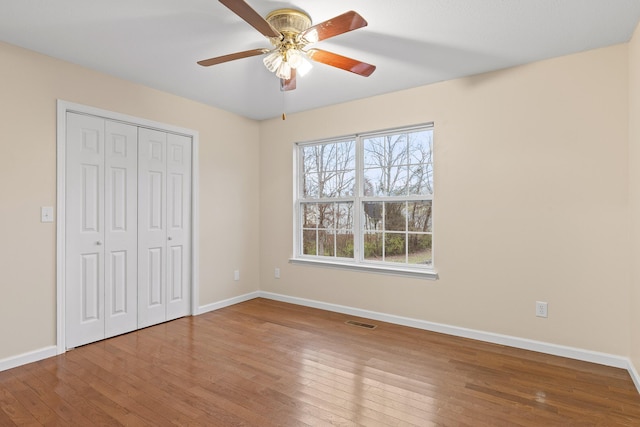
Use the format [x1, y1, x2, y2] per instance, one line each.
[197, 48, 268, 67]
[300, 11, 367, 43]
[280, 69, 297, 91]
[307, 49, 376, 77]
[219, 0, 281, 38]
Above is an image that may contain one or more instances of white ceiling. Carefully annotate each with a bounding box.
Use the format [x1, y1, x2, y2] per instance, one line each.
[1, 0, 639, 120]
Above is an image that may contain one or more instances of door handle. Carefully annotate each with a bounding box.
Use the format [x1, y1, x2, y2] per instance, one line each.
[96, 240, 103, 246]
[167, 236, 173, 241]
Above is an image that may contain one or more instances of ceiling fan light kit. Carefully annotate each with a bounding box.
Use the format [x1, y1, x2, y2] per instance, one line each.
[198, 0, 376, 91]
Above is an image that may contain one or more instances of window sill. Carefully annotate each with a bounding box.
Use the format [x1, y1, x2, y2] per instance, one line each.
[288, 257, 438, 280]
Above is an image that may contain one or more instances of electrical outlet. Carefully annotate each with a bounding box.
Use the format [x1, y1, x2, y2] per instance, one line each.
[536, 301, 548, 318]
[275, 268, 280, 279]
[234, 270, 240, 281]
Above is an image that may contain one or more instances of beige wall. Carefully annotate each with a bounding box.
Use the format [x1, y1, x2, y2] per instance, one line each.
[259, 44, 631, 356]
[630, 23, 640, 371]
[0, 41, 261, 360]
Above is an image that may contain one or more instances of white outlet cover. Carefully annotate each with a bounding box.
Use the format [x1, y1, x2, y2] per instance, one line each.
[536, 301, 548, 318]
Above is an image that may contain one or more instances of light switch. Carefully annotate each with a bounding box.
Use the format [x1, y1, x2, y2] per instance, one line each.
[41, 206, 54, 223]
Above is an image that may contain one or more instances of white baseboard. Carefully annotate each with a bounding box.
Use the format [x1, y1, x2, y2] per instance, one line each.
[196, 291, 261, 315]
[628, 361, 640, 392]
[0, 346, 57, 372]
[258, 291, 632, 371]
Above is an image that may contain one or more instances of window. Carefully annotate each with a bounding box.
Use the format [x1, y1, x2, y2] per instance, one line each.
[294, 124, 435, 278]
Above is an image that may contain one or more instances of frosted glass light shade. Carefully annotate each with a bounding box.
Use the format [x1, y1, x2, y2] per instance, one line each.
[263, 50, 283, 72]
[288, 49, 303, 68]
[276, 61, 291, 79]
[263, 46, 312, 80]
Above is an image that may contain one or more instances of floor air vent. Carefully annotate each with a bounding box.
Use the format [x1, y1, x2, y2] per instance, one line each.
[345, 320, 377, 329]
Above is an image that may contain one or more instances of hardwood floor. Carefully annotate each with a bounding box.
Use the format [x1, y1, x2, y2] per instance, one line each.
[2, 298, 640, 426]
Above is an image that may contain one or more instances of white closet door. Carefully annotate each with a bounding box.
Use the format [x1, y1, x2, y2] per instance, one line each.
[138, 128, 168, 328]
[66, 113, 193, 346]
[166, 133, 192, 320]
[65, 113, 106, 348]
[104, 121, 138, 337]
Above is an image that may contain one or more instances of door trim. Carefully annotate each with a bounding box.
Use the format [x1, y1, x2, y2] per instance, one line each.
[56, 100, 200, 354]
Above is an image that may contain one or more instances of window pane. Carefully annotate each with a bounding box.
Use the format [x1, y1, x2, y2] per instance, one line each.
[409, 163, 433, 195]
[321, 144, 337, 171]
[321, 174, 338, 198]
[408, 130, 433, 165]
[386, 166, 408, 196]
[302, 230, 316, 255]
[336, 231, 354, 258]
[384, 202, 406, 231]
[302, 145, 319, 174]
[302, 203, 319, 228]
[317, 203, 333, 229]
[388, 134, 408, 164]
[363, 202, 383, 231]
[303, 173, 319, 198]
[363, 137, 385, 167]
[336, 140, 356, 170]
[336, 202, 354, 230]
[363, 167, 383, 196]
[407, 201, 432, 232]
[317, 230, 334, 257]
[408, 234, 432, 266]
[364, 232, 382, 260]
[335, 170, 355, 197]
[384, 233, 406, 263]
[302, 145, 322, 198]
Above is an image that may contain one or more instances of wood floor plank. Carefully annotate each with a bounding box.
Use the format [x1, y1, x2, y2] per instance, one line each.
[0, 388, 41, 426]
[1, 371, 58, 425]
[2, 298, 640, 426]
[19, 361, 100, 426]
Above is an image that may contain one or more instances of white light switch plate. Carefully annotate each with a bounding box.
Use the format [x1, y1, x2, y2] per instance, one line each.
[41, 206, 54, 223]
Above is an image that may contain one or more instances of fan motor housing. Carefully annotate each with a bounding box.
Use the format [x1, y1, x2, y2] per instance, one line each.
[265, 9, 312, 36]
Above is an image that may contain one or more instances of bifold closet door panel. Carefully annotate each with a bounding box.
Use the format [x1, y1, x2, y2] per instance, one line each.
[66, 114, 139, 348]
[65, 113, 106, 348]
[166, 133, 192, 321]
[138, 128, 168, 328]
[104, 120, 138, 338]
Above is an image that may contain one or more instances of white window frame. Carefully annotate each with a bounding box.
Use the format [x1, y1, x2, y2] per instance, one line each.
[291, 123, 437, 280]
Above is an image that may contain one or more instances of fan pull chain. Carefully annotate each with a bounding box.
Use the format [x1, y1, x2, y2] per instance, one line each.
[282, 89, 287, 120]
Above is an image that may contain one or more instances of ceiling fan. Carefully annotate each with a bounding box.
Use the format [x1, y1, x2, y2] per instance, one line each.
[198, 0, 376, 91]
